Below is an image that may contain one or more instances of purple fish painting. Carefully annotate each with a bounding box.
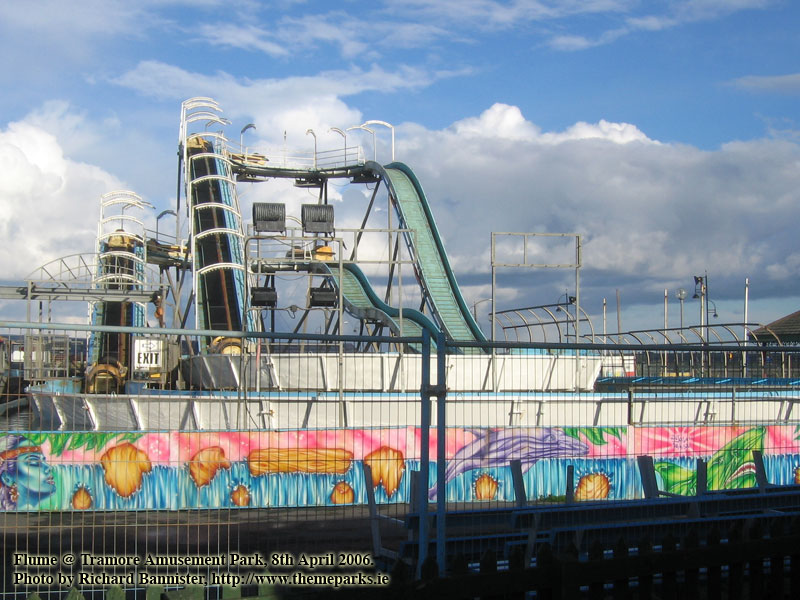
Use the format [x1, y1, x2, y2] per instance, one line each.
[429, 428, 589, 499]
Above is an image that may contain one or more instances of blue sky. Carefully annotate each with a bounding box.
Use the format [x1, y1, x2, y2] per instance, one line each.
[1, 0, 799, 335]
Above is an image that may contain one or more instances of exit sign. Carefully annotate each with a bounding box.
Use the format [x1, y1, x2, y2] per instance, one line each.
[134, 338, 163, 370]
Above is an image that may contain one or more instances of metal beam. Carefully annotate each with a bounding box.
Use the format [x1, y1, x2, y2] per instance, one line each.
[0, 285, 157, 303]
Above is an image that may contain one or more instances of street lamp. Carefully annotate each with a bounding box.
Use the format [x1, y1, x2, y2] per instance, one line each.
[346, 125, 376, 161]
[305, 129, 317, 169]
[556, 294, 576, 342]
[362, 120, 395, 162]
[240, 123, 256, 153]
[676, 288, 687, 329]
[471, 298, 492, 333]
[707, 299, 719, 319]
[328, 127, 347, 165]
[693, 274, 708, 336]
[156, 209, 177, 241]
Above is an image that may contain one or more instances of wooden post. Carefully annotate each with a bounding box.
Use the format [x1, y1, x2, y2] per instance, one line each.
[768, 519, 785, 599]
[791, 517, 800, 598]
[638, 536, 654, 600]
[637, 455, 659, 499]
[613, 537, 631, 600]
[683, 527, 700, 597]
[728, 522, 744, 600]
[706, 526, 722, 600]
[748, 520, 765, 600]
[588, 541, 604, 599]
[661, 534, 678, 600]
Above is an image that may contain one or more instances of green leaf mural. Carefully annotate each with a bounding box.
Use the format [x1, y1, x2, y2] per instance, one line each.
[653, 427, 765, 494]
[562, 427, 624, 447]
[653, 461, 697, 496]
[22, 432, 144, 457]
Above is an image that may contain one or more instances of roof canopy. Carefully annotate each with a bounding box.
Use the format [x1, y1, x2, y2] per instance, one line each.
[750, 310, 800, 344]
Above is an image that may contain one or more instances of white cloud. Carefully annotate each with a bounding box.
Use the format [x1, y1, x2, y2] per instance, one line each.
[730, 73, 800, 94]
[395, 104, 800, 312]
[112, 61, 450, 150]
[450, 103, 651, 144]
[0, 117, 122, 278]
[194, 23, 290, 57]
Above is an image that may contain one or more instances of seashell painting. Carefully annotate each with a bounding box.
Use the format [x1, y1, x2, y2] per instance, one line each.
[71, 486, 92, 510]
[188, 446, 231, 487]
[230, 484, 251, 507]
[363, 446, 405, 498]
[330, 481, 355, 504]
[574, 472, 610, 501]
[99, 443, 152, 498]
[474, 473, 499, 500]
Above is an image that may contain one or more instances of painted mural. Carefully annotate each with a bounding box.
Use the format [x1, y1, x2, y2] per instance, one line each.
[1, 425, 799, 511]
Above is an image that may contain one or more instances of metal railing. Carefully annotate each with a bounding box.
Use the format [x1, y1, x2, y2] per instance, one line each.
[2, 322, 800, 595]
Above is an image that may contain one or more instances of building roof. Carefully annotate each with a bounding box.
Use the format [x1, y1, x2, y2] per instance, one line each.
[750, 310, 800, 344]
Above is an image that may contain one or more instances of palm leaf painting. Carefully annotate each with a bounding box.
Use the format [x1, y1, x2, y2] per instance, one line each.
[654, 427, 765, 495]
[562, 427, 625, 447]
[22, 432, 144, 457]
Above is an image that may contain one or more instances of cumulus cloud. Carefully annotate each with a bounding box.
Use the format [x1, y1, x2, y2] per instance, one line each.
[112, 60, 453, 151]
[0, 116, 123, 278]
[394, 104, 800, 313]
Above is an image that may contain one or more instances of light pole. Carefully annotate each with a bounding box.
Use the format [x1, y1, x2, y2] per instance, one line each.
[156, 209, 177, 241]
[328, 127, 347, 165]
[346, 125, 376, 161]
[362, 120, 395, 162]
[693, 274, 708, 339]
[693, 273, 709, 376]
[676, 288, 687, 330]
[707, 299, 719, 320]
[305, 129, 317, 169]
[240, 123, 256, 154]
[556, 294, 576, 342]
[471, 298, 492, 333]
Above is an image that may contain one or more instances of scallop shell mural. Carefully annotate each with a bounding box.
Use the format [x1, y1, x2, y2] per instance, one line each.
[574, 473, 610, 501]
[474, 473, 499, 500]
[71, 486, 93, 510]
[330, 481, 355, 504]
[364, 446, 405, 498]
[188, 446, 231, 488]
[230, 484, 251, 507]
[99, 442, 152, 498]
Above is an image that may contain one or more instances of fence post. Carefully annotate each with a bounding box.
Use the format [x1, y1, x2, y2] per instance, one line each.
[588, 541, 604, 599]
[435, 330, 447, 577]
[748, 520, 765, 600]
[511, 459, 527, 508]
[696, 458, 707, 495]
[706, 526, 722, 600]
[752, 450, 769, 491]
[536, 543, 556, 600]
[637, 455, 659, 499]
[768, 519, 785, 599]
[417, 328, 432, 578]
[638, 536, 654, 599]
[683, 527, 699, 597]
[564, 464, 574, 504]
[791, 517, 800, 598]
[661, 534, 678, 600]
[728, 522, 744, 600]
[613, 537, 631, 600]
